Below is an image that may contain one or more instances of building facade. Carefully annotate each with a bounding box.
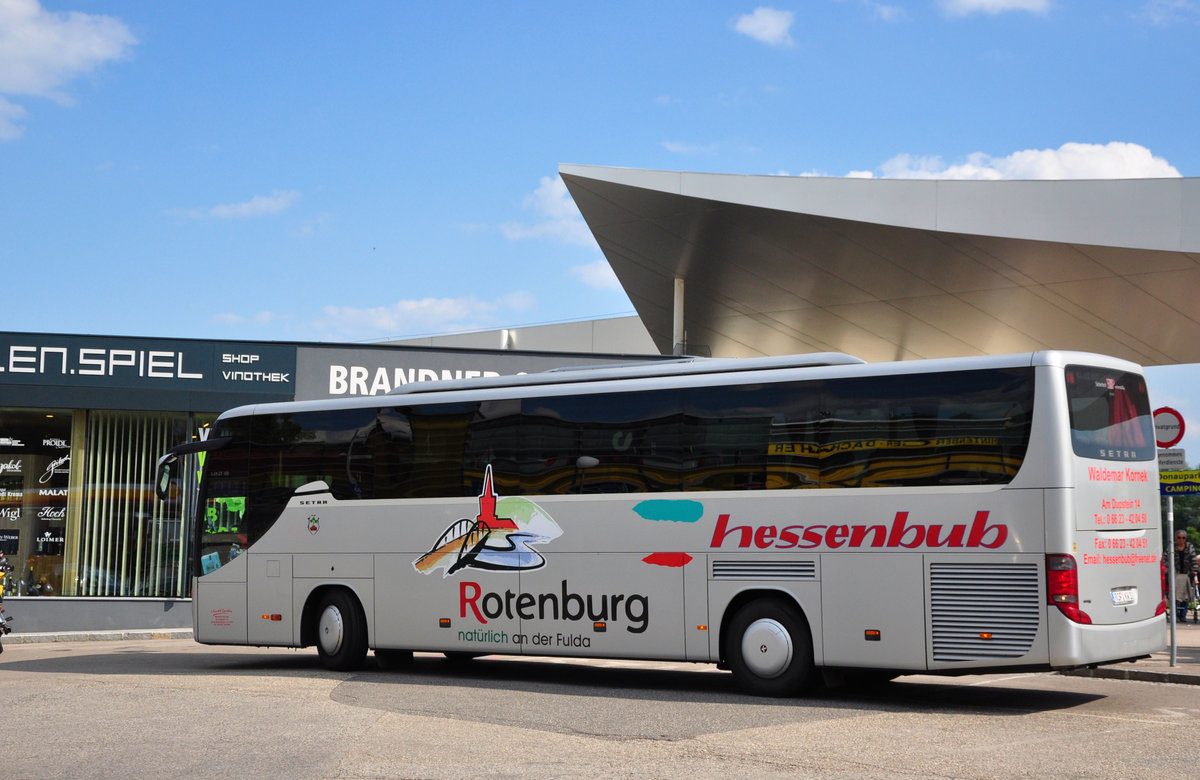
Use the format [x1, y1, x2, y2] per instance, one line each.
[0, 330, 658, 616]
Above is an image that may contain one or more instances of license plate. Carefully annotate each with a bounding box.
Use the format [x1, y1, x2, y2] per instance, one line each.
[1111, 587, 1137, 606]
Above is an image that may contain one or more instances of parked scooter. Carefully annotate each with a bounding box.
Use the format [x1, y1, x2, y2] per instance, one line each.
[0, 553, 13, 653]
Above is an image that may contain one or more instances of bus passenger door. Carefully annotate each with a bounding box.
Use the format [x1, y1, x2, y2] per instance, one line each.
[246, 554, 293, 645]
[192, 554, 249, 646]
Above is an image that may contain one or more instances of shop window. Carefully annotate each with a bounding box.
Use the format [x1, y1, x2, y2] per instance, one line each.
[77, 411, 195, 597]
[0, 408, 72, 596]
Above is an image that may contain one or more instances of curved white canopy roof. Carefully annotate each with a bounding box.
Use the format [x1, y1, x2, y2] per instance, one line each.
[560, 164, 1200, 365]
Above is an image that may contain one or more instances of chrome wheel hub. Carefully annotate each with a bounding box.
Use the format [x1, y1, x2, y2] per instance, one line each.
[741, 618, 793, 679]
[318, 605, 344, 656]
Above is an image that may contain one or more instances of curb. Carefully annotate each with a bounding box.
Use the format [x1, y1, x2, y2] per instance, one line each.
[1061, 666, 1200, 686]
[3, 628, 193, 645]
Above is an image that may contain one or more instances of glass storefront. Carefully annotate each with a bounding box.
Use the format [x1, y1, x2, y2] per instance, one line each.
[0, 408, 74, 596]
[0, 407, 211, 598]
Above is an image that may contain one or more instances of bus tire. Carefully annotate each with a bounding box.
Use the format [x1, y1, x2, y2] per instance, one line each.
[725, 597, 815, 697]
[315, 589, 367, 671]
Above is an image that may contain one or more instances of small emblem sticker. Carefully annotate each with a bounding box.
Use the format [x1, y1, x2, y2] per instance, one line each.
[307, 515, 320, 535]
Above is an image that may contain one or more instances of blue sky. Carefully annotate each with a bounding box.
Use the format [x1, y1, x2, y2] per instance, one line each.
[3, 1, 1200, 457]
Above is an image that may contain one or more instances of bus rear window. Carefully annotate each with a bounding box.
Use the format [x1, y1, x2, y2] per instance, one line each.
[1064, 365, 1153, 461]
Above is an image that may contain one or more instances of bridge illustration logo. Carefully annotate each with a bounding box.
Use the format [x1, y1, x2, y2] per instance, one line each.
[413, 465, 562, 577]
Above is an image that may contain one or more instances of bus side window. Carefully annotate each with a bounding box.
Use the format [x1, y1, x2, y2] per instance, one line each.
[929, 369, 1033, 483]
[368, 407, 415, 499]
[819, 375, 885, 488]
[819, 370, 1035, 488]
[246, 408, 378, 513]
[406, 402, 478, 498]
[683, 382, 820, 491]
[462, 399, 523, 496]
[519, 390, 683, 495]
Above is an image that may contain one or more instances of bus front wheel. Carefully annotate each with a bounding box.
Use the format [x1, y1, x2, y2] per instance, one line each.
[725, 597, 815, 697]
[315, 589, 367, 671]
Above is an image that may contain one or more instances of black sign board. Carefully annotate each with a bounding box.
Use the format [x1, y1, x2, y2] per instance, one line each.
[0, 334, 297, 411]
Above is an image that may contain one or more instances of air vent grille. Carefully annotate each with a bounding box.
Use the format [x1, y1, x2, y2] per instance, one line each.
[711, 560, 816, 580]
[930, 562, 1040, 662]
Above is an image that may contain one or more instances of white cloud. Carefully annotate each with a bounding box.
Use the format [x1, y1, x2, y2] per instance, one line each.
[0, 96, 28, 140]
[523, 176, 576, 221]
[939, 0, 1050, 15]
[179, 190, 301, 219]
[299, 211, 331, 235]
[875, 142, 1180, 180]
[502, 175, 627, 298]
[840, 0, 907, 21]
[662, 140, 718, 155]
[870, 4, 907, 22]
[211, 311, 279, 328]
[1139, 0, 1200, 25]
[311, 293, 537, 341]
[733, 7, 795, 46]
[571, 260, 622, 291]
[0, 0, 136, 138]
[501, 175, 595, 246]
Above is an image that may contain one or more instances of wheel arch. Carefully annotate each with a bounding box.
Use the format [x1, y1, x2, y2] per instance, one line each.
[300, 583, 370, 648]
[717, 587, 816, 668]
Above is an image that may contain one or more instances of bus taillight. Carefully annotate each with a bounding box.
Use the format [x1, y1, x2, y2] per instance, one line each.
[1047, 554, 1092, 625]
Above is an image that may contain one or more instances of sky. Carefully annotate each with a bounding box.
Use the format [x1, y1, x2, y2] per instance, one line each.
[2, 0, 1200, 456]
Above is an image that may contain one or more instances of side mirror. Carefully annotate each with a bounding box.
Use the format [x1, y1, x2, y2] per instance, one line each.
[154, 436, 232, 501]
[154, 453, 178, 501]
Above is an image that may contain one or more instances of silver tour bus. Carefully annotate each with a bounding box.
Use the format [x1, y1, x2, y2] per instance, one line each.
[157, 351, 1165, 696]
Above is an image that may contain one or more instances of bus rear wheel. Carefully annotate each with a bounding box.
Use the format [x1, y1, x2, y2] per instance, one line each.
[725, 597, 815, 697]
[315, 589, 367, 671]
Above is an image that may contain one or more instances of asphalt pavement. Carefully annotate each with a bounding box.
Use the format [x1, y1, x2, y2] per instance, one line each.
[6, 618, 1200, 686]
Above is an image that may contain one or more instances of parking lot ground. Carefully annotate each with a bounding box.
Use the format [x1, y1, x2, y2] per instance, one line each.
[3, 633, 1200, 779]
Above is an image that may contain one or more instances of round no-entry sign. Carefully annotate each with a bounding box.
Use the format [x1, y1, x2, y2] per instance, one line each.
[1154, 406, 1185, 449]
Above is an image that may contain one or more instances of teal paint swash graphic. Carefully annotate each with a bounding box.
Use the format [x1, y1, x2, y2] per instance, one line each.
[633, 500, 703, 523]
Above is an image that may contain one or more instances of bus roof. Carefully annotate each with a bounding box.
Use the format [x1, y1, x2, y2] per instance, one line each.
[213, 350, 1146, 422]
[385, 352, 867, 396]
